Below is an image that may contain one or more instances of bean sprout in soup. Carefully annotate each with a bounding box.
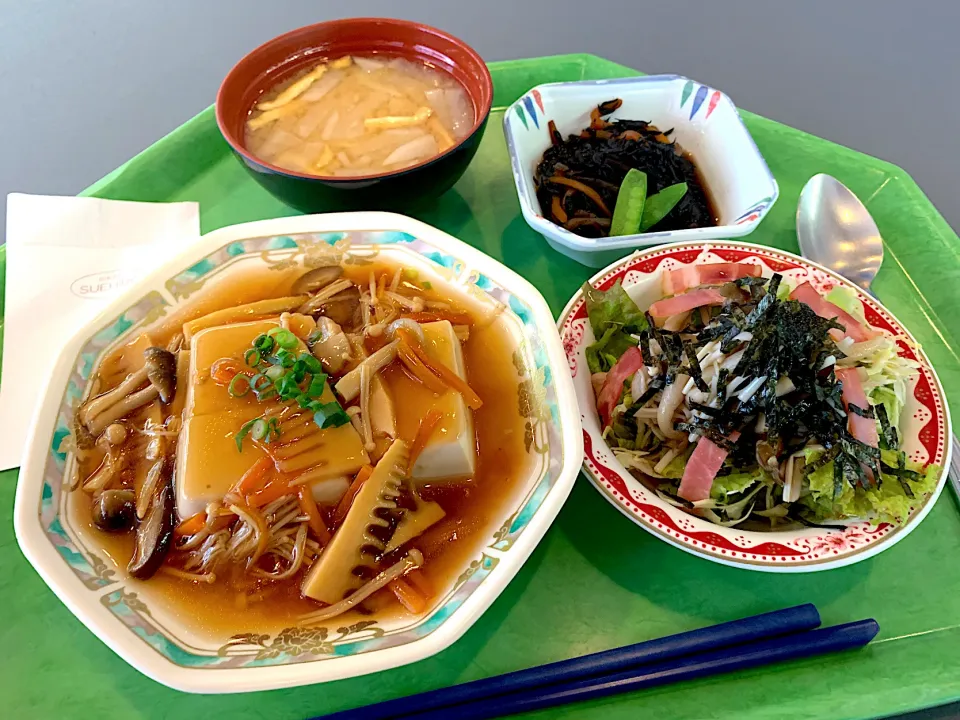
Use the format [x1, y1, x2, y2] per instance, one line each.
[244, 55, 475, 177]
[70, 242, 531, 637]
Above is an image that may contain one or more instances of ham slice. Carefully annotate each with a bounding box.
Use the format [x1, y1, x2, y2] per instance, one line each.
[596, 347, 644, 428]
[648, 288, 726, 318]
[662, 263, 761, 295]
[789, 282, 876, 343]
[835, 367, 879, 447]
[678, 431, 741, 502]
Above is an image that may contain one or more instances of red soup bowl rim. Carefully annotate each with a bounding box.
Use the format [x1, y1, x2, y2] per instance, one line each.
[216, 17, 494, 184]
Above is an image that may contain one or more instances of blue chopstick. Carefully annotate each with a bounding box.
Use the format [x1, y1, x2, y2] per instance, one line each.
[406, 619, 879, 720]
[318, 603, 821, 720]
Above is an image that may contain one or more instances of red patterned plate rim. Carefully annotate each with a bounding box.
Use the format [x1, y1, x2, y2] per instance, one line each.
[558, 240, 952, 572]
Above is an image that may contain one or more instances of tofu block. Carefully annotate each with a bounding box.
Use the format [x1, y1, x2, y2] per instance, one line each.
[175, 410, 269, 517]
[174, 319, 368, 517]
[410, 321, 476, 482]
[189, 319, 280, 417]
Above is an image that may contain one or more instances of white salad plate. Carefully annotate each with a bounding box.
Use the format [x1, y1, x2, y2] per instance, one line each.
[503, 74, 779, 268]
[14, 212, 583, 693]
[559, 240, 951, 572]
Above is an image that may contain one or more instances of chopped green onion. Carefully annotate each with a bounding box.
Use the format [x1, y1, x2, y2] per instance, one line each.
[266, 417, 281, 442]
[265, 365, 285, 381]
[300, 353, 323, 375]
[313, 401, 350, 429]
[244, 348, 262, 367]
[403, 268, 419, 280]
[422, 281, 433, 290]
[307, 330, 322, 345]
[228, 374, 251, 398]
[254, 334, 275, 354]
[276, 375, 299, 399]
[250, 373, 276, 401]
[255, 387, 277, 401]
[235, 418, 258, 452]
[308, 375, 327, 398]
[268, 327, 298, 350]
[274, 348, 296, 368]
[251, 418, 268, 442]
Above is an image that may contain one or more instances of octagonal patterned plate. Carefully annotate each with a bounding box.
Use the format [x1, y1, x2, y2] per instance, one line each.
[14, 212, 582, 692]
[558, 240, 951, 572]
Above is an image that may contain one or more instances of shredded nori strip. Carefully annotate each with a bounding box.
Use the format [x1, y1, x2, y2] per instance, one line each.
[683, 340, 709, 393]
[638, 328, 654, 366]
[880, 460, 922, 483]
[766, 273, 782, 300]
[875, 404, 899, 450]
[847, 403, 876, 419]
[733, 276, 769, 288]
[631, 268, 917, 509]
[630, 376, 665, 409]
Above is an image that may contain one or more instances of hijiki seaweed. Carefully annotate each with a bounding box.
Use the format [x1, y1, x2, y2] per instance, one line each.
[535, 99, 716, 238]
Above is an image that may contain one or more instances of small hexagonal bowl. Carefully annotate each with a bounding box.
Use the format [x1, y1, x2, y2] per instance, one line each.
[503, 74, 779, 268]
[14, 212, 582, 693]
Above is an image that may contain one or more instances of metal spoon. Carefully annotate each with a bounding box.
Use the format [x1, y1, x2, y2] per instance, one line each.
[796, 173, 960, 495]
[797, 174, 884, 295]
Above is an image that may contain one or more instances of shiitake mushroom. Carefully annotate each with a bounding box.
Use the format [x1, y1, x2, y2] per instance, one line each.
[291, 265, 343, 295]
[319, 286, 362, 329]
[92, 489, 136, 532]
[143, 346, 177, 404]
[127, 468, 175, 580]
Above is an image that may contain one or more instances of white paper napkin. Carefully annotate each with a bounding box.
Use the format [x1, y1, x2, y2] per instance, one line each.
[0, 194, 200, 470]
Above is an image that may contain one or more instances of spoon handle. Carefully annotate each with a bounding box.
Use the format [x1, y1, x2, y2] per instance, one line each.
[950, 434, 960, 499]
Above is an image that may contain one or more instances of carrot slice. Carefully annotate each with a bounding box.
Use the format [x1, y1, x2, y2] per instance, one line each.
[402, 311, 474, 326]
[333, 464, 374, 527]
[389, 577, 427, 614]
[247, 474, 294, 508]
[405, 568, 434, 599]
[547, 176, 611, 216]
[408, 409, 443, 473]
[232, 456, 274, 497]
[174, 510, 234, 537]
[297, 485, 332, 545]
[551, 195, 568, 223]
[398, 329, 483, 410]
[211, 358, 246, 386]
[174, 512, 206, 537]
[397, 340, 449, 395]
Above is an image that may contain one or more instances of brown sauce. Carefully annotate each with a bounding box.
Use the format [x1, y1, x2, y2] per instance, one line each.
[71, 253, 531, 639]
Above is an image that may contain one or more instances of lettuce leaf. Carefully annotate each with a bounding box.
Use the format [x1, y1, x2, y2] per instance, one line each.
[661, 452, 688, 480]
[776, 279, 793, 301]
[826, 285, 867, 323]
[711, 468, 767, 499]
[583, 281, 647, 373]
[870, 384, 904, 431]
[800, 447, 939, 525]
[586, 326, 638, 375]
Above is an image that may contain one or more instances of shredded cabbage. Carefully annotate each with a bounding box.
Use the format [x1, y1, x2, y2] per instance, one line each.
[828, 285, 919, 428]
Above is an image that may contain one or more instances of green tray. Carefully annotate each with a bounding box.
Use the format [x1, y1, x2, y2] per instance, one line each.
[3, 53, 960, 720]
